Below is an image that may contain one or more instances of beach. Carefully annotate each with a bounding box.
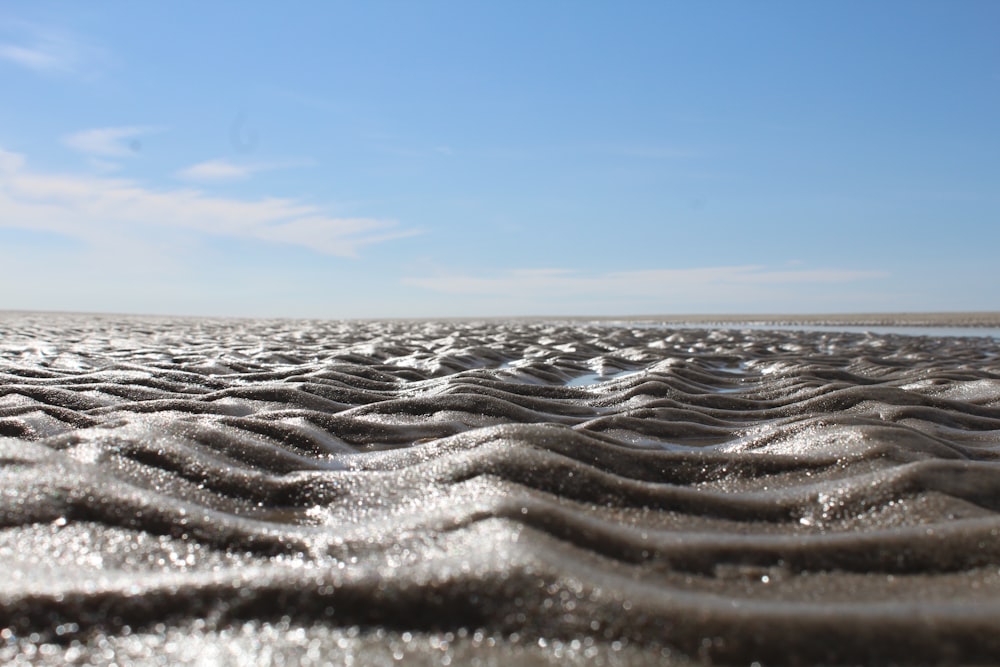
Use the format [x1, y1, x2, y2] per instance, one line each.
[2, 311, 1000, 664]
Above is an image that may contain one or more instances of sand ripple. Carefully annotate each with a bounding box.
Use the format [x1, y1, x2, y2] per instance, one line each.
[2, 313, 1000, 664]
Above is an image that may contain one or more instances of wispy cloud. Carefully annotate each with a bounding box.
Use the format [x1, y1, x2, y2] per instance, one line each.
[0, 43, 62, 70]
[0, 146, 417, 259]
[0, 148, 24, 173]
[86, 158, 122, 174]
[175, 159, 258, 182]
[253, 216, 420, 255]
[0, 22, 105, 77]
[63, 126, 165, 158]
[406, 265, 888, 302]
[174, 157, 316, 183]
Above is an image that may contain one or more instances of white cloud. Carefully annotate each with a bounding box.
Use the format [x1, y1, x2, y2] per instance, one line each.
[87, 158, 122, 174]
[0, 43, 62, 70]
[254, 216, 421, 255]
[405, 265, 888, 300]
[175, 159, 254, 182]
[0, 147, 417, 259]
[63, 126, 165, 158]
[0, 148, 25, 172]
[0, 23, 105, 77]
[174, 157, 317, 183]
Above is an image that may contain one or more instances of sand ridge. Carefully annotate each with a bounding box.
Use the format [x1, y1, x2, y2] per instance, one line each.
[1, 313, 999, 664]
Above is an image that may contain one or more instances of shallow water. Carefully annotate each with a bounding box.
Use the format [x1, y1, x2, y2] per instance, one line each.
[605, 320, 1000, 340]
[693, 323, 1000, 340]
[2, 313, 1000, 664]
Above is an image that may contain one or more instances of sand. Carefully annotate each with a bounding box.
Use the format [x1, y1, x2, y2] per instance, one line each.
[1, 312, 999, 664]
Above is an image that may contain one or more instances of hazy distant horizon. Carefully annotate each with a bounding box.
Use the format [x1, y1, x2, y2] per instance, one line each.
[5, 308, 1000, 330]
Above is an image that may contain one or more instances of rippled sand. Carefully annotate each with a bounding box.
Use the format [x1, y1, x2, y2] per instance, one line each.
[2, 312, 1000, 664]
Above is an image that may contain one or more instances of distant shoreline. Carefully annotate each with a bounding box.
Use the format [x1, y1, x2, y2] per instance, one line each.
[581, 312, 1000, 328]
[3, 310, 1000, 328]
[439, 312, 1000, 328]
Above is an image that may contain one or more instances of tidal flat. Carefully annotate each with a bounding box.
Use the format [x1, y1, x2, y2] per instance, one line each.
[2, 312, 999, 664]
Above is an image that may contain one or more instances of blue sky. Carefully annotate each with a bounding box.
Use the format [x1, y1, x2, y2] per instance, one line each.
[1, 2, 998, 318]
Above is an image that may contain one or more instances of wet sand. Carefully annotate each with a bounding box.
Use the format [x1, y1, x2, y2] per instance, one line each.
[1, 312, 999, 664]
